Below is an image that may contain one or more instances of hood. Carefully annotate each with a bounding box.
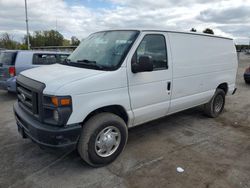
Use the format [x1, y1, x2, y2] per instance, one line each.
[21, 64, 105, 93]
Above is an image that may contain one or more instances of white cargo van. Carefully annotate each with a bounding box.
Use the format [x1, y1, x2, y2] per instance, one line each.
[14, 29, 238, 166]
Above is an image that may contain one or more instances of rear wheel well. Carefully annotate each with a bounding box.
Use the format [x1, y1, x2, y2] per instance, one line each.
[82, 105, 129, 126]
[217, 83, 228, 94]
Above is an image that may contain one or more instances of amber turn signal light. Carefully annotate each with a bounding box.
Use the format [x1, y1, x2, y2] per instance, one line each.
[61, 98, 71, 106]
[51, 96, 71, 107]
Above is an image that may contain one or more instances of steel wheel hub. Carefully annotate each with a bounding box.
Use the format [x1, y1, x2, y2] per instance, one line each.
[214, 95, 223, 113]
[95, 126, 121, 157]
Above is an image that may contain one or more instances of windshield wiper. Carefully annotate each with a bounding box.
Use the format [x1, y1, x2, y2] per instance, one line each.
[76, 59, 97, 64]
[62, 59, 110, 70]
[75, 59, 107, 70]
[59, 58, 71, 65]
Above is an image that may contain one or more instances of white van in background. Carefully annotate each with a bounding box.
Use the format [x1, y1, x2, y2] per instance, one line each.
[14, 29, 238, 167]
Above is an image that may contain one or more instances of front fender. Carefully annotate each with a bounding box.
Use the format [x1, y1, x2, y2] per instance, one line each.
[67, 87, 133, 126]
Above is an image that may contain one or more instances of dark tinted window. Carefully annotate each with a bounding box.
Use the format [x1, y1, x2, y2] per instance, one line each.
[134, 34, 168, 70]
[0, 52, 17, 65]
[33, 54, 57, 65]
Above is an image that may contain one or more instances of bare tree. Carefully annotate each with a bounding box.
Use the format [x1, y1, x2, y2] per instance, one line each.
[0, 33, 19, 49]
[71, 36, 80, 46]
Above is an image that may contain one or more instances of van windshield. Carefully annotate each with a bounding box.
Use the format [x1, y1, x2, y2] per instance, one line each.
[0, 52, 17, 66]
[67, 30, 139, 71]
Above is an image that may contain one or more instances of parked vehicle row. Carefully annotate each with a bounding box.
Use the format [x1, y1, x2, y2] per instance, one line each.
[0, 50, 70, 92]
[14, 29, 238, 167]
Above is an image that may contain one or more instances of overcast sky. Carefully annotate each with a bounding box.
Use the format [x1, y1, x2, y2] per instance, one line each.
[0, 0, 250, 44]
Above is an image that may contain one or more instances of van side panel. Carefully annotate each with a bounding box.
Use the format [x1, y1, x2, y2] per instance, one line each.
[168, 33, 237, 114]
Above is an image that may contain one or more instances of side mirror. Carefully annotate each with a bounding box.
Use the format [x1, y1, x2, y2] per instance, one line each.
[132, 55, 153, 73]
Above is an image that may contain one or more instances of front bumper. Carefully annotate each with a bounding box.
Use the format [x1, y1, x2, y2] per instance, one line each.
[14, 102, 82, 149]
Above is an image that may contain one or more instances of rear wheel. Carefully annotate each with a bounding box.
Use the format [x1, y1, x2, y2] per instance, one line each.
[77, 113, 128, 167]
[204, 89, 225, 118]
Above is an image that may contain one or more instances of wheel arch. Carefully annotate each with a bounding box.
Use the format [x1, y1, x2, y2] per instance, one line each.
[217, 82, 228, 94]
[82, 105, 129, 126]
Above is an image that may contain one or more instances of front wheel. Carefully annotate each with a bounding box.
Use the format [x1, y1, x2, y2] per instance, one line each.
[204, 89, 225, 118]
[77, 113, 128, 167]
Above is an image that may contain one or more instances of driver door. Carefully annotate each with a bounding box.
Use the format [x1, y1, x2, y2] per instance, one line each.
[127, 32, 172, 126]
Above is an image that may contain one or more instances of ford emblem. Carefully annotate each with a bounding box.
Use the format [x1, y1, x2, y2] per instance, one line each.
[21, 93, 26, 101]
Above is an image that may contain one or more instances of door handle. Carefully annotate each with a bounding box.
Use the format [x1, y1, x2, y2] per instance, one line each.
[167, 82, 171, 91]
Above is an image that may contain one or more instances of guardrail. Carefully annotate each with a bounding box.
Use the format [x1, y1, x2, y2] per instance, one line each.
[31, 46, 78, 52]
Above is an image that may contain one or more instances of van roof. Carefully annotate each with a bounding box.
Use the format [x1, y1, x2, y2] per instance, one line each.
[95, 29, 233, 40]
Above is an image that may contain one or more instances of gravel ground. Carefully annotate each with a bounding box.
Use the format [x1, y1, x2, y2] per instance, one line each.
[0, 53, 250, 188]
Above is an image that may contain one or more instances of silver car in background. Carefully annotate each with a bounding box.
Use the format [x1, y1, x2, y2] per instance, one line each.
[0, 50, 70, 92]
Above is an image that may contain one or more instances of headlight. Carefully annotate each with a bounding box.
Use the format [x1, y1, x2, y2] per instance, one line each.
[53, 110, 59, 122]
[43, 95, 72, 126]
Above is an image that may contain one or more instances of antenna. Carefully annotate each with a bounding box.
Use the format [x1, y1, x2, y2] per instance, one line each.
[249, 36, 250, 52]
[24, 0, 30, 49]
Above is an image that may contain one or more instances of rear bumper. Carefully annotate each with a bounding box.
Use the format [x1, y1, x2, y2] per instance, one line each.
[0, 77, 16, 92]
[6, 76, 16, 92]
[0, 80, 7, 90]
[14, 102, 82, 149]
[228, 84, 237, 95]
[232, 88, 237, 95]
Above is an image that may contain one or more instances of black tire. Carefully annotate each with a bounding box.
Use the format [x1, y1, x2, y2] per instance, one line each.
[204, 89, 225, 118]
[77, 112, 128, 167]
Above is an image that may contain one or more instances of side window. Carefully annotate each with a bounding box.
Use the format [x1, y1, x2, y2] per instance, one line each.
[133, 34, 168, 70]
[33, 54, 57, 65]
